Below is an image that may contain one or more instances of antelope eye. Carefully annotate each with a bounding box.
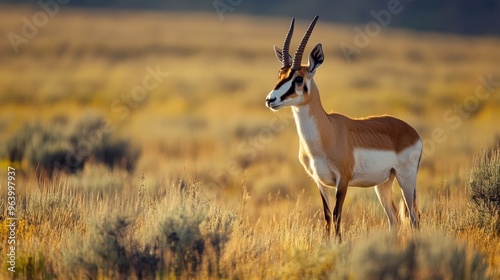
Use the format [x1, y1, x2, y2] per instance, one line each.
[295, 76, 303, 84]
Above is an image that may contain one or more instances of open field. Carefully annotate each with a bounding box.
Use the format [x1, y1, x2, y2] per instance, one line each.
[0, 6, 500, 279]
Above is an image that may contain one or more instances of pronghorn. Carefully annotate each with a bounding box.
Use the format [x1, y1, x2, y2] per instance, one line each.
[265, 16, 423, 241]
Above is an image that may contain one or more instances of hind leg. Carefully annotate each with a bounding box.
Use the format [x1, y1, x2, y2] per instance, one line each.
[395, 170, 419, 229]
[374, 172, 399, 229]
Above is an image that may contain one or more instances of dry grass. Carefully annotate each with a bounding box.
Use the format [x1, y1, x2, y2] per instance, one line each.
[0, 6, 500, 279]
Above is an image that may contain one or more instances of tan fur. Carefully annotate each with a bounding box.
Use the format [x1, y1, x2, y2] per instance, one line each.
[271, 66, 422, 241]
[266, 17, 424, 241]
[283, 67, 420, 159]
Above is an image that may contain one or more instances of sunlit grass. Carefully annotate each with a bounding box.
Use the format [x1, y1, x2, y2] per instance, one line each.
[0, 6, 500, 279]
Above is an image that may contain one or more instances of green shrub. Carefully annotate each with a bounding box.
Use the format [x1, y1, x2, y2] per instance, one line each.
[63, 181, 237, 279]
[3, 114, 140, 176]
[350, 231, 489, 280]
[68, 114, 139, 172]
[93, 138, 139, 172]
[5, 122, 70, 166]
[467, 148, 500, 235]
[64, 215, 159, 279]
[153, 182, 237, 277]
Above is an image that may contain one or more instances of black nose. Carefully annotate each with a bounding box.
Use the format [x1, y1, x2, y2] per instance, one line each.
[266, 97, 276, 103]
[266, 96, 276, 106]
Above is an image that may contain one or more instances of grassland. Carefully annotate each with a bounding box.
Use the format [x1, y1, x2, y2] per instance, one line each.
[0, 5, 500, 279]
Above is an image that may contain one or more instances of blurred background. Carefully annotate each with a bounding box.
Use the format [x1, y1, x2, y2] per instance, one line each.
[0, 0, 500, 278]
[4, 0, 500, 34]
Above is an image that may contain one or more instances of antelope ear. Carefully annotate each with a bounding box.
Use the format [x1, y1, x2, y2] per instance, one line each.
[274, 45, 292, 64]
[308, 43, 324, 73]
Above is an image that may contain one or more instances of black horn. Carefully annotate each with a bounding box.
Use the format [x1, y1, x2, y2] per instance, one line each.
[282, 18, 295, 68]
[292, 15, 319, 70]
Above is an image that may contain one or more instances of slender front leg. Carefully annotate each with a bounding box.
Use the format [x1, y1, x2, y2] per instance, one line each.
[317, 183, 332, 240]
[333, 181, 348, 243]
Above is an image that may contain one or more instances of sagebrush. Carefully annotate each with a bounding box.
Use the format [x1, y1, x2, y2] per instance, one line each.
[467, 148, 500, 235]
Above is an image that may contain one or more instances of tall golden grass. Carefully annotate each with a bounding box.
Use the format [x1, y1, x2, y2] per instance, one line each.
[0, 6, 500, 278]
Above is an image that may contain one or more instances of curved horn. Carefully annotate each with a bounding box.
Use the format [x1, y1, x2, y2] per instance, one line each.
[292, 15, 319, 70]
[282, 18, 295, 68]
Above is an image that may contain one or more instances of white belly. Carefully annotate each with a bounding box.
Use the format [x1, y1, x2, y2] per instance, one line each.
[349, 148, 397, 187]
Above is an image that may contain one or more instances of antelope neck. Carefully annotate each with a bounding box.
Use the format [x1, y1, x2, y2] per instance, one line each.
[291, 80, 329, 149]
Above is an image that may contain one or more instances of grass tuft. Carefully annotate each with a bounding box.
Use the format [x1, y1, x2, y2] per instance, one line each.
[3, 114, 140, 176]
[351, 231, 490, 280]
[467, 148, 500, 236]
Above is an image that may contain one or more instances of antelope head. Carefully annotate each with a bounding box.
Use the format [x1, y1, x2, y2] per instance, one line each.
[265, 16, 324, 111]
